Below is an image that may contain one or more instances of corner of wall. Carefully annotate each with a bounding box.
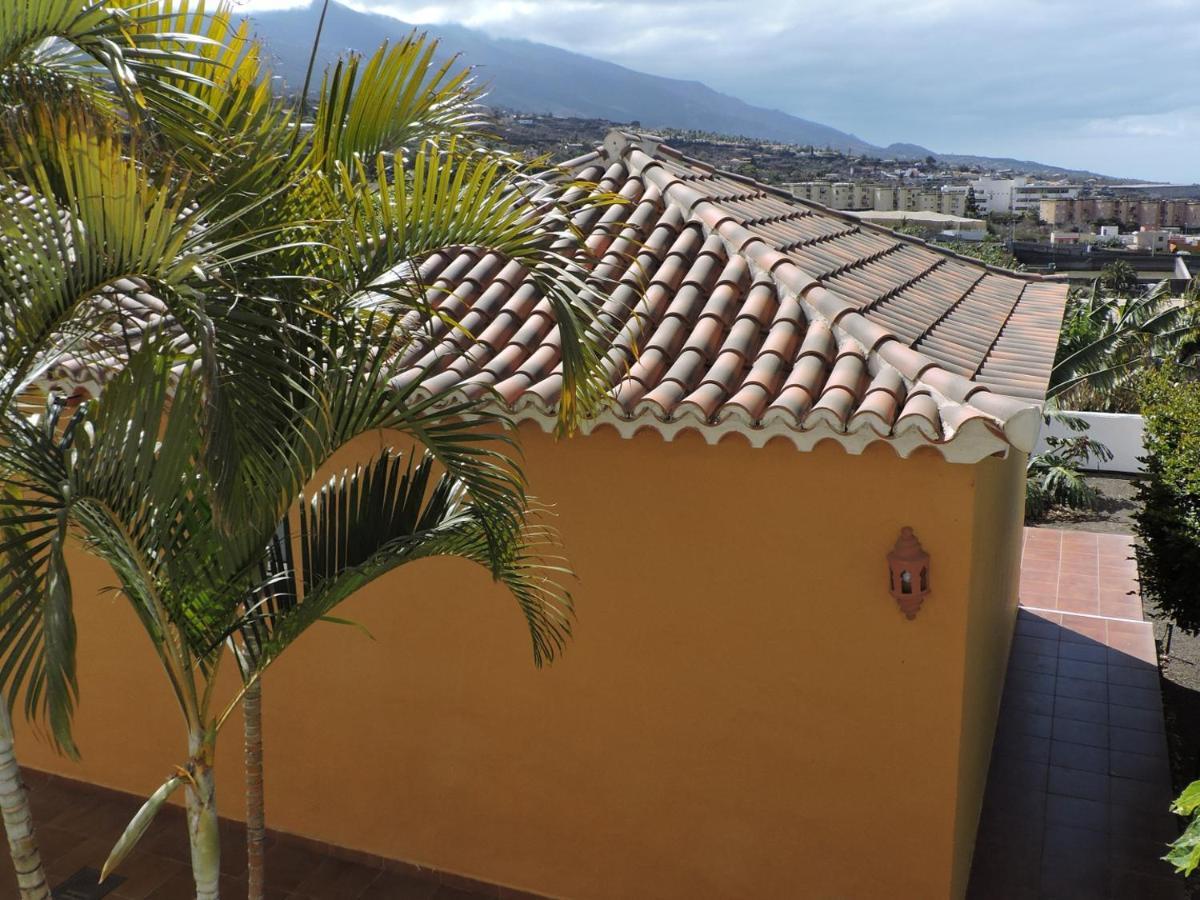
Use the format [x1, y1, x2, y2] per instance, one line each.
[950, 451, 1029, 898]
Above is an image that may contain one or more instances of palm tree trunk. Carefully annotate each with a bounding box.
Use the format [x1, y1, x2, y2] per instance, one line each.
[243, 678, 265, 900]
[186, 731, 221, 900]
[0, 704, 49, 900]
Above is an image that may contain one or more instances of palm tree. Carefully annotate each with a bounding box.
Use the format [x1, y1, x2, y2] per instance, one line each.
[0, 5, 239, 895]
[2, 338, 572, 900]
[1025, 277, 1199, 520]
[0, 2, 609, 897]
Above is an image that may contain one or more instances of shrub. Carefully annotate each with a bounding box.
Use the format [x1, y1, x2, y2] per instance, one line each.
[937, 237, 1022, 270]
[1167, 781, 1200, 876]
[1134, 366, 1200, 632]
[1101, 260, 1139, 295]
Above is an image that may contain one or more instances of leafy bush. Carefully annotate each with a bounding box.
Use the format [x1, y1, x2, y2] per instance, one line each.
[1025, 414, 1113, 521]
[1101, 260, 1138, 295]
[1168, 781, 1200, 875]
[937, 237, 1021, 270]
[1133, 366, 1200, 632]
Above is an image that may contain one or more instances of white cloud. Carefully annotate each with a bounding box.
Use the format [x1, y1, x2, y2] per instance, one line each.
[235, 0, 1200, 180]
[1085, 109, 1200, 140]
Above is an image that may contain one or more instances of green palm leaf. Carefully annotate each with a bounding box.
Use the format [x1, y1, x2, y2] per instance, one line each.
[0, 0, 225, 118]
[303, 33, 484, 172]
[232, 447, 571, 678]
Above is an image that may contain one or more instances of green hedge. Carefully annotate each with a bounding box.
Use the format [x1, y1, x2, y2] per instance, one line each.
[1134, 366, 1200, 632]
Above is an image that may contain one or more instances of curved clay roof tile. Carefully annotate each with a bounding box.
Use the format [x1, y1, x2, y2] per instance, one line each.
[40, 131, 1068, 462]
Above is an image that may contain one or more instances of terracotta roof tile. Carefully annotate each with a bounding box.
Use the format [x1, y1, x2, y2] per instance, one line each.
[40, 131, 1069, 462]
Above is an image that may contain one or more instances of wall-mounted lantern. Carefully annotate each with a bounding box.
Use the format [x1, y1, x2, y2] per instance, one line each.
[888, 526, 930, 620]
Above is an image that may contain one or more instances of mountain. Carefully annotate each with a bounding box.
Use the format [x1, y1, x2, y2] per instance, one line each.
[243, 1, 1118, 178]
[883, 143, 938, 159]
[879, 144, 1112, 180]
[247, 2, 876, 154]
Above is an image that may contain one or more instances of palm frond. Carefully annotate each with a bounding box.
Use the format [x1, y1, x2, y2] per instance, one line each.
[329, 143, 612, 432]
[0, 106, 200, 407]
[232, 447, 572, 677]
[0, 345, 276, 748]
[0, 396, 82, 757]
[0, 0, 226, 119]
[303, 34, 484, 172]
[1048, 280, 1199, 404]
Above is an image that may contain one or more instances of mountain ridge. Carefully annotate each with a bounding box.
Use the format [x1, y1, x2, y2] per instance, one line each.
[244, 1, 1121, 180]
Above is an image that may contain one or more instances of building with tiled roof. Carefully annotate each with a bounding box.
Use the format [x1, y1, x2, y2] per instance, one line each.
[387, 131, 1067, 463]
[43, 131, 1067, 464]
[34, 134, 1070, 900]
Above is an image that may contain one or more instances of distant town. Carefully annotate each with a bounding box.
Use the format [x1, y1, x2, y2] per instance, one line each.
[495, 111, 1200, 285]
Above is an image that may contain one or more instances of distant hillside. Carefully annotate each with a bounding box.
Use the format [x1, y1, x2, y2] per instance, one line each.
[879, 143, 1111, 179]
[904, 149, 1118, 181]
[244, 1, 1123, 179]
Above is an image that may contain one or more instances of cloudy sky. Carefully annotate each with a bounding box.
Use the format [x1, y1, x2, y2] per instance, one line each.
[240, 0, 1200, 181]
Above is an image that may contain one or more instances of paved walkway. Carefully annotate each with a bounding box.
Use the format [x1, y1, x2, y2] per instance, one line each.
[968, 527, 1186, 899]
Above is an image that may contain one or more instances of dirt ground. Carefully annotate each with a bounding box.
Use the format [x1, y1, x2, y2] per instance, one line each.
[1034, 474, 1200, 887]
[1038, 473, 1141, 534]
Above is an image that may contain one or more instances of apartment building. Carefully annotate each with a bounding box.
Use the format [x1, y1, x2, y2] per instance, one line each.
[1041, 197, 1200, 229]
[1013, 182, 1079, 213]
[969, 177, 1080, 215]
[784, 182, 967, 216]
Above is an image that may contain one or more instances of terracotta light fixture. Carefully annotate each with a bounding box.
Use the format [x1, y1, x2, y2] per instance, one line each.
[888, 527, 930, 620]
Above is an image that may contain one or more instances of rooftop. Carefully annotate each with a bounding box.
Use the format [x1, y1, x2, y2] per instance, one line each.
[390, 132, 1069, 462]
[844, 209, 987, 226]
[43, 131, 1070, 463]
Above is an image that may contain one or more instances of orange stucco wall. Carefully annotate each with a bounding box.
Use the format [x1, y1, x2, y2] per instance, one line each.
[952, 451, 1028, 898]
[17, 425, 1020, 899]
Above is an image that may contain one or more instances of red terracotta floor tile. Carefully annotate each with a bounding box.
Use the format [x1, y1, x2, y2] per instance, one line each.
[1059, 641, 1108, 664]
[358, 871, 440, 900]
[1060, 614, 1104, 643]
[1020, 570, 1059, 588]
[971, 529, 1184, 898]
[1100, 597, 1144, 620]
[1109, 869, 1186, 900]
[1057, 558, 1099, 576]
[1018, 621, 1062, 643]
[1056, 593, 1100, 615]
[1019, 589, 1058, 608]
[1047, 765, 1109, 802]
[1054, 696, 1108, 726]
[1057, 573, 1100, 597]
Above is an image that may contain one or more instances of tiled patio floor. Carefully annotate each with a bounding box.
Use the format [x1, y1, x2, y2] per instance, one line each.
[3, 770, 521, 900]
[968, 527, 1186, 900]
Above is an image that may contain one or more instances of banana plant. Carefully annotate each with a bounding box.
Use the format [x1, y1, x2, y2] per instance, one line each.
[1024, 412, 1114, 521]
[1048, 277, 1200, 411]
[1166, 781, 1200, 876]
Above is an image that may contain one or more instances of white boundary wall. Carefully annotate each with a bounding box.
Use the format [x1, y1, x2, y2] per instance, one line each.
[1034, 411, 1146, 474]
